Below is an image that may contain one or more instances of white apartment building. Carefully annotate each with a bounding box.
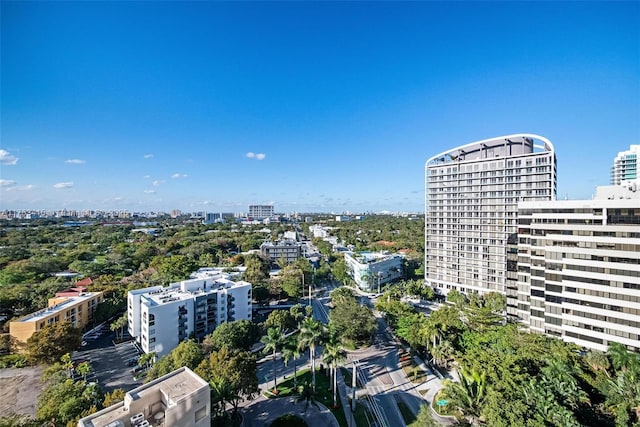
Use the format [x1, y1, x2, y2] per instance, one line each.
[425, 134, 556, 296]
[78, 367, 210, 427]
[610, 144, 639, 186]
[514, 185, 640, 352]
[248, 205, 274, 220]
[128, 272, 252, 356]
[308, 224, 329, 238]
[344, 251, 404, 292]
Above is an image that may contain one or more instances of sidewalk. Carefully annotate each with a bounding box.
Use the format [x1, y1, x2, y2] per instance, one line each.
[336, 366, 355, 427]
[411, 354, 457, 426]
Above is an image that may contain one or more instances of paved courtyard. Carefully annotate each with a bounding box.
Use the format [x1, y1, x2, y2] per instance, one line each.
[242, 395, 339, 427]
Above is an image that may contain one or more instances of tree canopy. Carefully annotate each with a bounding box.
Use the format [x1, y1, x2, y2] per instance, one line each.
[202, 319, 261, 353]
[26, 321, 82, 365]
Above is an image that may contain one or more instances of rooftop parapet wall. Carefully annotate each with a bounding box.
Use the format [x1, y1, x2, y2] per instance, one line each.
[426, 134, 554, 167]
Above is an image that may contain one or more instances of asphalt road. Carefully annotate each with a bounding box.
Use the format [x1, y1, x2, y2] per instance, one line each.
[251, 281, 437, 427]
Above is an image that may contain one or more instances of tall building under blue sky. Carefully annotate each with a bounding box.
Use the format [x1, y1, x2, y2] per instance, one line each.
[424, 134, 556, 296]
[611, 145, 639, 186]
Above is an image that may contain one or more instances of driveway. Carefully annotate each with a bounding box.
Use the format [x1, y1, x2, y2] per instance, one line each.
[242, 395, 339, 427]
[73, 328, 142, 393]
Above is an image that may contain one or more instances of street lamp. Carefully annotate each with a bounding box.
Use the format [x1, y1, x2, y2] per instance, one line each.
[377, 271, 383, 294]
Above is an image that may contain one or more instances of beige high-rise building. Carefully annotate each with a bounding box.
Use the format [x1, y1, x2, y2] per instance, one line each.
[424, 134, 556, 297]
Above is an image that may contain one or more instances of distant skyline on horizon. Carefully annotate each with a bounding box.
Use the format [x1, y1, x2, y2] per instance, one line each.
[1, 2, 638, 213]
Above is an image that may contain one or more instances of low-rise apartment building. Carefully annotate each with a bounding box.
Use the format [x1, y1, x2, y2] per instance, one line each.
[260, 239, 302, 265]
[344, 251, 404, 292]
[78, 367, 210, 427]
[128, 272, 252, 357]
[514, 184, 640, 352]
[9, 292, 103, 345]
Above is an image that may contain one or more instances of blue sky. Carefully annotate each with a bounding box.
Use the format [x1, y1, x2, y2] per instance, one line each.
[1, 1, 638, 213]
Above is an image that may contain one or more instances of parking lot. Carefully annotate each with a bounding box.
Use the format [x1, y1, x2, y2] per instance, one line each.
[72, 325, 143, 393]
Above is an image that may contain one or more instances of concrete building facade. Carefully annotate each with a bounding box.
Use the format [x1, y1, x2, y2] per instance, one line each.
[260, 240, 302, 265]
[78, 367, 210, 427]
[128, 272, 252, 357]
[248, 205, 274, 220]
[344, 251, 404, 292]
[424, 134, 556, 296]
[10, 292, 104, 345]
[514, 185, 640, 352]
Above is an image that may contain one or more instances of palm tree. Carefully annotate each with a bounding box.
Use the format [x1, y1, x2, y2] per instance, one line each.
[76, 361, 92, 382]
[600, 367, 640, 425]
[296, 380, 321, 413]
[138, 352, 156, 370]
[431, 339, 454, 368]
[298, 317, 326, 391]
[584, 349, 611, 377]
[423, 316, 443, 351]
[607, 342, 639, 372]
[441, 365, 488, 424]
[281, 336, 302, 389]
[322, 332, 347, 408]
[261, 327, 286, 392]
[60, 353, 74, 378]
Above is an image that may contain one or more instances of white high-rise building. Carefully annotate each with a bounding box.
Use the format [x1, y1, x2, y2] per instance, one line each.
[128, 269, 252, 356]
[249, 205, 274, 220]
[610, 145, 639, 186]
[514, 184, 640, 352]
[424, 134, 556, 296]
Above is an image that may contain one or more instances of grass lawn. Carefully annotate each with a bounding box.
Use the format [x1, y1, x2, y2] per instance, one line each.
[397, 400, 418, 425]
[265, 368, 349, 427]
[431, 390, 459, 417]
[401, 362, 428, 384]
[263, 368, 311, 397]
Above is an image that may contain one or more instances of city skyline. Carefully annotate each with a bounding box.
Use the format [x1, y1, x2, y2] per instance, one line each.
[1, 2, 639, 213]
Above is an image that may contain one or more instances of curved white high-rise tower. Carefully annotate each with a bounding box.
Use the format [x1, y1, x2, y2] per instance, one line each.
[424, 134, 556, 299]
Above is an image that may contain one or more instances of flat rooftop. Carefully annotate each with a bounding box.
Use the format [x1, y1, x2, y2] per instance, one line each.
[348, 251, 402, 264]
[16, 292, 100, 323]
[142, 278, 249, 307]
[80, 367, 208, 427]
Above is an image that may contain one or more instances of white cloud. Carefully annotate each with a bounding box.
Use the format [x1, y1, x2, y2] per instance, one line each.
[171, 173, 188, 179]
[53, 182, 74, 189]
[65, 159, 86, 164]
[152, 180, 164, 187]
[0, 179, 17, 188]
[143, 175, 151, 179]
[246, 152, 266, 160]
[0, 150, 18, 165]
[144, 189, 156, 194]
[144, 154, 154, 159]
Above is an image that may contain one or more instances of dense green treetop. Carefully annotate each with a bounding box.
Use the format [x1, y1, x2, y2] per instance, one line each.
[202, 319, 261, 353]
